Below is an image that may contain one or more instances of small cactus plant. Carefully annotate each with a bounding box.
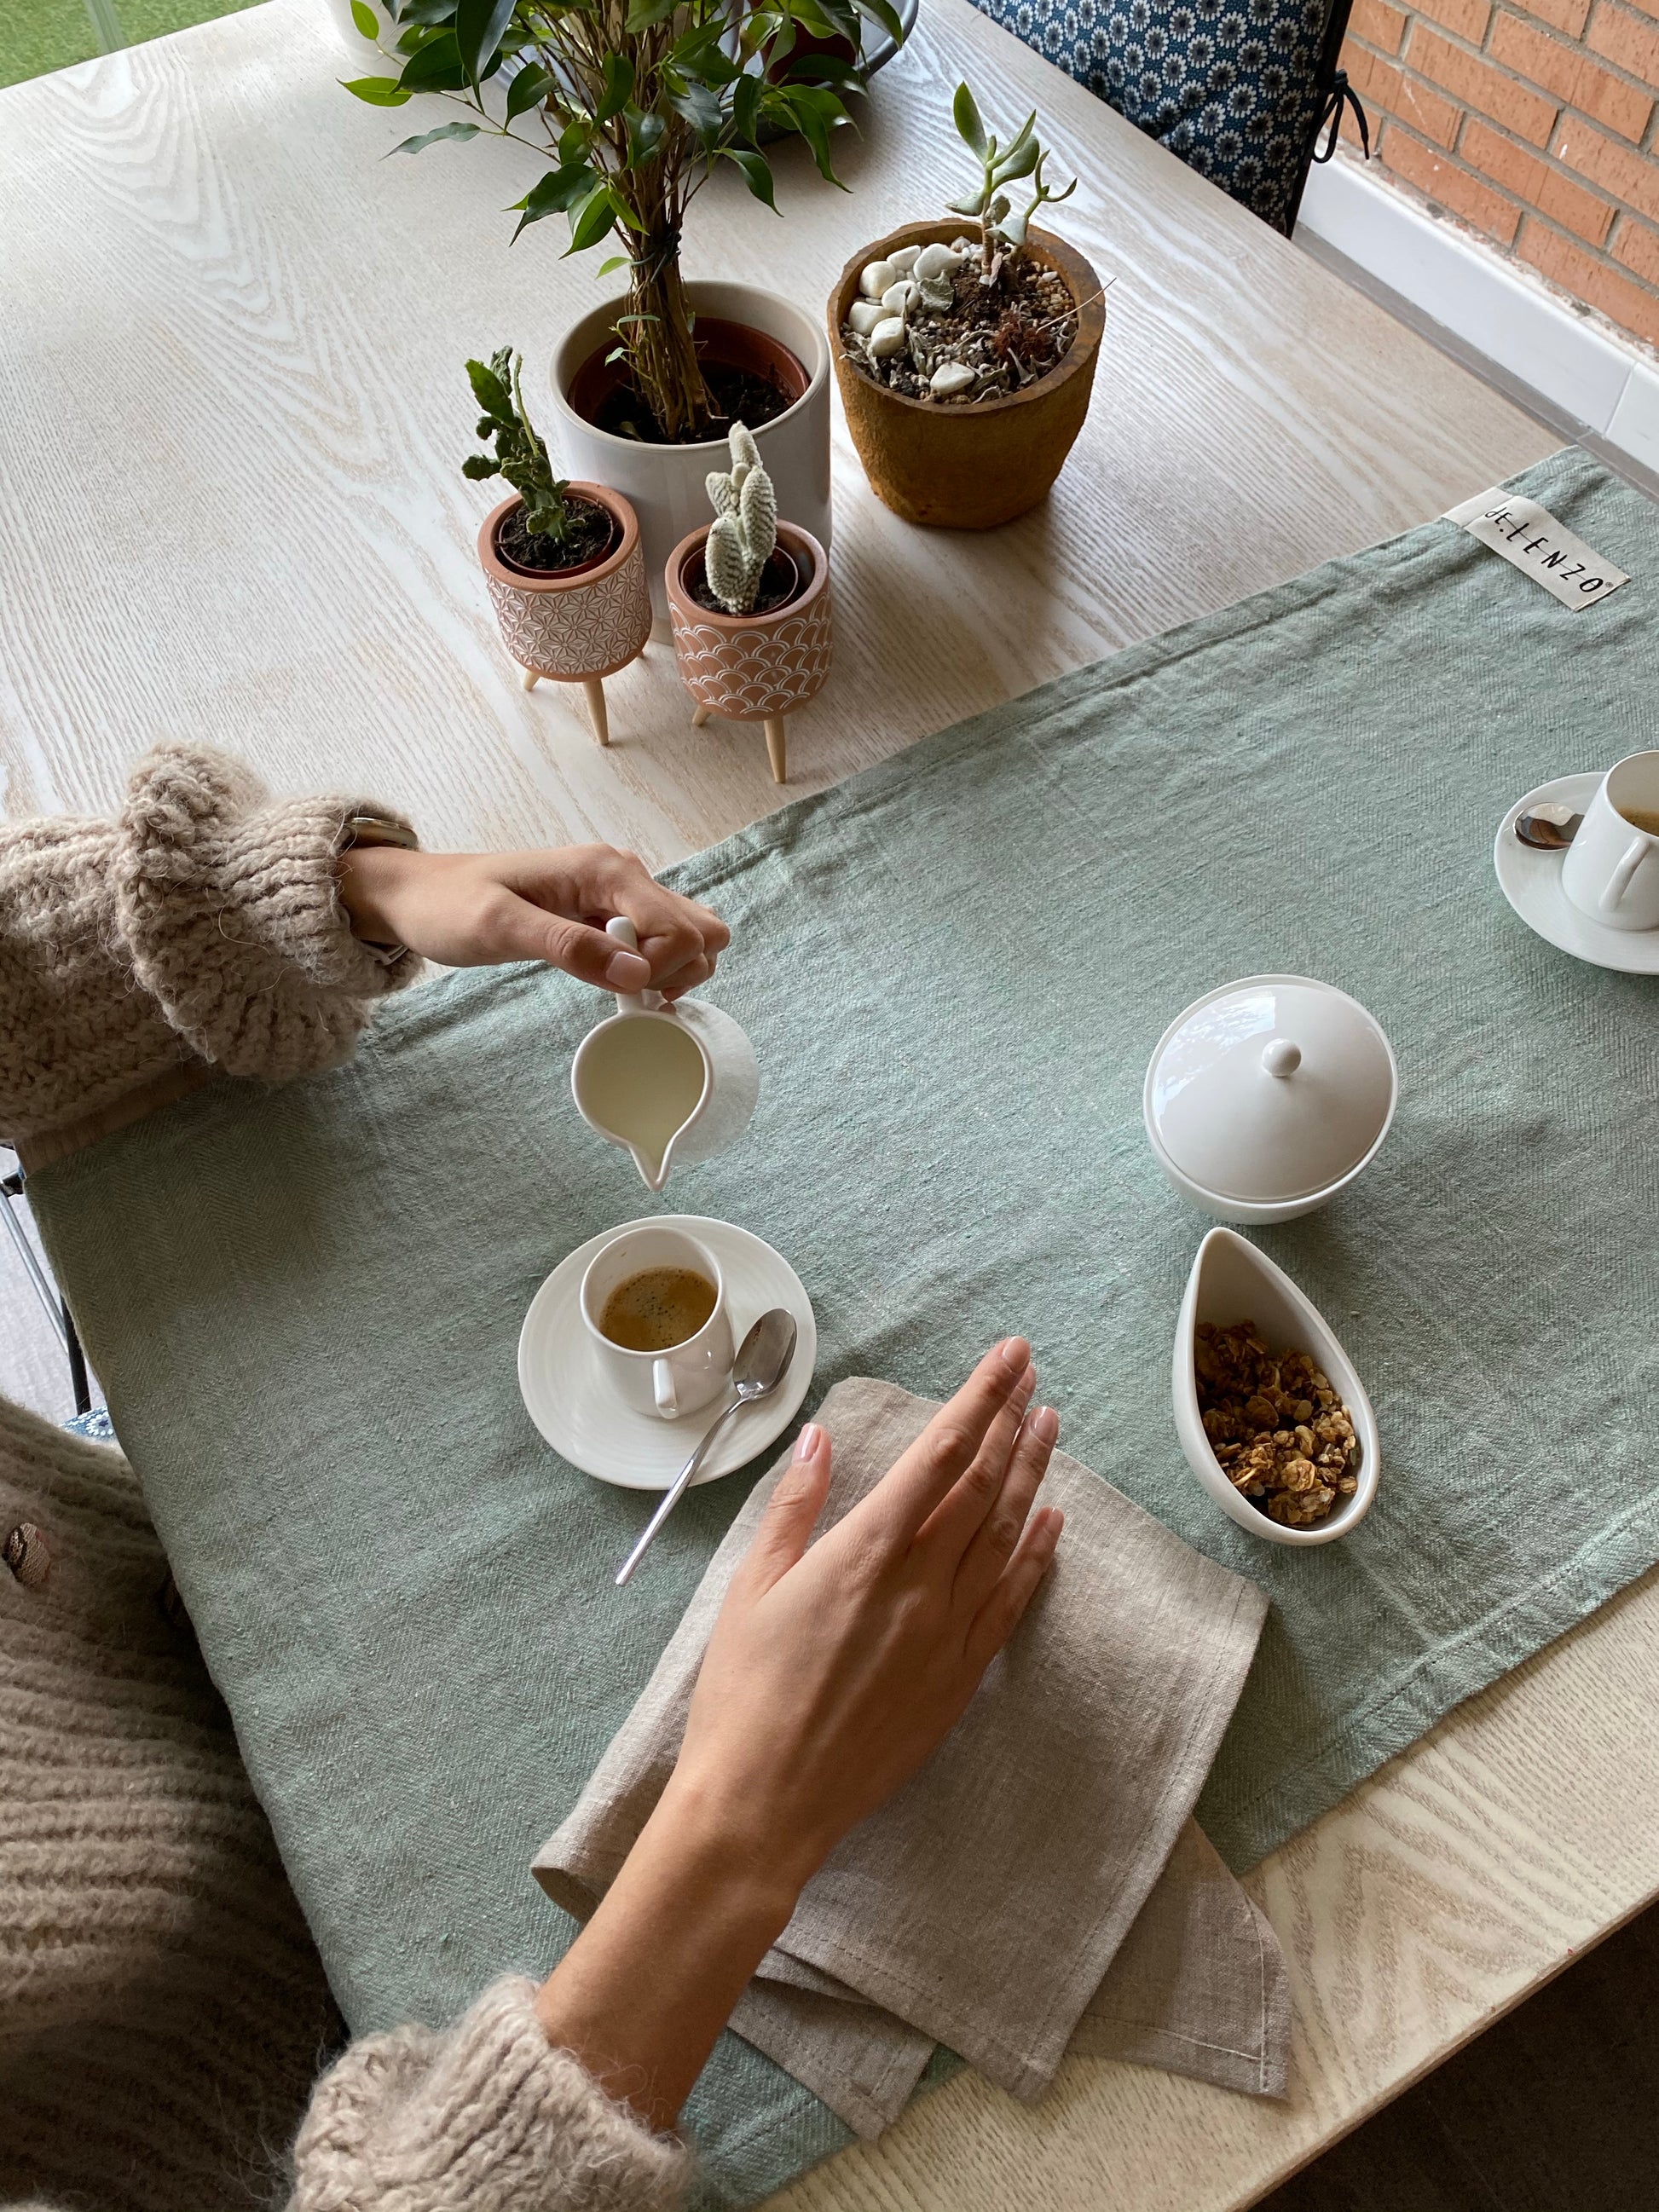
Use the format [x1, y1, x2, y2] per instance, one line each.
[463, 346, 572, 546]
[703, 424, 777, 616]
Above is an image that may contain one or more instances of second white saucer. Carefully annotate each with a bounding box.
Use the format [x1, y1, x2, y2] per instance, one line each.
[1494, 772, 1659, 975]
[518, 1214, 817, 1490]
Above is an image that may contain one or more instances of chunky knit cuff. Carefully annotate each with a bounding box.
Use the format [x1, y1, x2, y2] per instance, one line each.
[114, 744, 422, 1083]
[289, 1976, 691, 2212]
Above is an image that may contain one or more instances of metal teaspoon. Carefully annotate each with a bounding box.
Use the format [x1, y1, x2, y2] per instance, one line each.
[614, 1307, 798, 1587]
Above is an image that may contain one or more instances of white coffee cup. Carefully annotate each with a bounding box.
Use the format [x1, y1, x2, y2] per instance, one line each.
[579, 1224, 734, 1420]
[1562, 749, 1659, 933]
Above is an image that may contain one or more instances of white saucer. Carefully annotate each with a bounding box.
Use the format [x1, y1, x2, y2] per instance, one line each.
[1494, 773, 1659, 975]
[517, 1215, 817, 1489]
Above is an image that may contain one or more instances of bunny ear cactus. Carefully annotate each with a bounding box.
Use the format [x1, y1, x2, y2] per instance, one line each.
[703, 423, 778, 615]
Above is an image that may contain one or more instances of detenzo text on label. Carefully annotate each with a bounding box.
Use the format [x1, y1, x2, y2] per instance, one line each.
[1443, 488, 1629, 610]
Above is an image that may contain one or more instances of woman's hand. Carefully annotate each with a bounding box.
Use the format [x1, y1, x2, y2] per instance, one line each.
[532, 1342, 1062, 2127]
[670, 1337, 1063, 1886]
[337, 842, 729, 999]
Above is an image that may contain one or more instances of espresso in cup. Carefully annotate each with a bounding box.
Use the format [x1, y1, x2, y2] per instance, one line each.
[600, 1267, 718, 1353]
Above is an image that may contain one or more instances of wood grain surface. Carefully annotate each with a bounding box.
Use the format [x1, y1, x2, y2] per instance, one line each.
[7, 8, 1649, 2212]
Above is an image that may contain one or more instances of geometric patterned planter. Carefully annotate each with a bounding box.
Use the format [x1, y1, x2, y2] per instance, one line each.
[477, 485, 651, 746]
[664, 521, 832, 784]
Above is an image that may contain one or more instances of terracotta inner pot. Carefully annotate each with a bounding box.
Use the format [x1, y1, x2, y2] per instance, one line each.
[491, 495, 621, 584]
[678, 541, 806, 618]
[567, 317, 810, 438]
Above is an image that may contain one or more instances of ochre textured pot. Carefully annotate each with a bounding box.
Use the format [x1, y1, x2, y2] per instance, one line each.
[477, 484, 650, 744]
[665, 522, 832, 784]
[829, 222, 1105, 530]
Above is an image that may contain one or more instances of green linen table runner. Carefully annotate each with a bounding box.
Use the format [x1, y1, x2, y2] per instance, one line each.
[29, 447, 1659, 2207]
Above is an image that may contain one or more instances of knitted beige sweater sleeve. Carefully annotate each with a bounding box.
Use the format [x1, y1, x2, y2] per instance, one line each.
[288, 1976, 691, 2212]
[0, 742, 422, 1156]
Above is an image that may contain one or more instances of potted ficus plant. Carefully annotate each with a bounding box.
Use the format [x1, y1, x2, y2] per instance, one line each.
[666, 424, 831, 784]
[829, 81, 1107, 529]
[468, 346, 651, 743]
[342, 0, 906, 604]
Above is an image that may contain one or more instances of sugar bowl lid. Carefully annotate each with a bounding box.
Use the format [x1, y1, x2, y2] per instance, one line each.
[1144, 975, 1397, 1204]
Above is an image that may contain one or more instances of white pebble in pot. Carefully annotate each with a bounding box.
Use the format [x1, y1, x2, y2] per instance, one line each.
[887, 242, 921, 274]
[859, 259, 897, 300]
[929, 361, 975, 396]
[847, 299, 887, 337]
[914, 242, 962, 280]
[867, 317, 908, 359]
[881, 280, 916, 315]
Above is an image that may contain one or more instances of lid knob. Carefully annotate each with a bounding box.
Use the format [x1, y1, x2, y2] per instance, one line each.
[1262, 1038, 1302, 1079]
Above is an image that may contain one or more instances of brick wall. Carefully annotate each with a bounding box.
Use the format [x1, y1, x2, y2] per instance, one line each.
[1337, 0, 1659, 349]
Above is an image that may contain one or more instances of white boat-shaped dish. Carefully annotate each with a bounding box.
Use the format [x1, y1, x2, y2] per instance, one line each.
[1173, 1227, 1381, 1547]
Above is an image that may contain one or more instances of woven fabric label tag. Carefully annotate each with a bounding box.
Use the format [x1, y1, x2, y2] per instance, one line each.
[1443, 488, 1629, 609]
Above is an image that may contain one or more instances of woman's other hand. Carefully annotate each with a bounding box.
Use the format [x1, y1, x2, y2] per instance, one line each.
[337, 843, 729, 1000]
[670, 1337, 1063, 1886]
[532, 1343, 1062, 2128]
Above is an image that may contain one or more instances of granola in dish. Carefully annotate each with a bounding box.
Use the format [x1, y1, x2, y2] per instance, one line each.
[1194, 1320, 1359, 1528]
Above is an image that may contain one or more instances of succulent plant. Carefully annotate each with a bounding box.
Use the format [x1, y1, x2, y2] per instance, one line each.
[703, 424, 777, 615]
[462, 346, 571, 543]
[946, 81, 1077, 281]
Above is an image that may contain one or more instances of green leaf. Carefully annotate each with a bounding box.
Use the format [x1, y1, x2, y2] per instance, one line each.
[564, 179, 621, 253]
[597, 253, 629, 274]
[593, 51, 634, 121]
[663, 76, 724, 140]
[350, 0, 381, 37]
[952, 79, 986, 156]
[510, 159, 600, 239]
[623, 106, 665, 165]
[505, 62, 554, 117]
[460, 453, 502, 479]
[850, 0, 904, 46]
[731, 68, 762, 141]
[390, 118, 482, 153]
[991, 133, 1039, 188]
[454, 0, 515, 83]
[341, 73, 413, 102]
[778, 49, 865, 91]
[558, 118, 593, 163]
[723, 146, 777, 207]
[465, 357, 514, 418]
[397, 29, 465, 86]
[395, 0, 457, 19]
[623, 0, 676, 28]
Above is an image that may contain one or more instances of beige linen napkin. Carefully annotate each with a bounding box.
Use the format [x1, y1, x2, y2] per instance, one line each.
[535, 1378, 1289, 2137]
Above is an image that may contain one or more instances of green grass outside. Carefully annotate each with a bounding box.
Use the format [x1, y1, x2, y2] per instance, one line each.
[1, 0, 266, 90]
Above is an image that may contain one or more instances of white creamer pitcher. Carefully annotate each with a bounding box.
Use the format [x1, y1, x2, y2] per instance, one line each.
[570, 917, 760, 1193]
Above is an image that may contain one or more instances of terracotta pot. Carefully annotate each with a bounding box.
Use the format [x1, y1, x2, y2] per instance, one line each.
[828, 222, 1106, 530]
[551, 284, 833, 619]
[664, 521, 832, 784]
[477, 484, 651, 745]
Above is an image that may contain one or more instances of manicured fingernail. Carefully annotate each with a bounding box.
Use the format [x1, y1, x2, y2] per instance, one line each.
[1032, 1405, 1059, 1443]
[794, 1422, 824, 1460]
[605, 949, 650, 988]
[1000, 1337, 1032, 1371]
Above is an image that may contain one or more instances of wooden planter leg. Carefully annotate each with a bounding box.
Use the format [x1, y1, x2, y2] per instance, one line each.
[764, 717, 788, 784]
[583, 678, 610, 747]
[691, 703, 713, 728]
[521, 667, 540, 691]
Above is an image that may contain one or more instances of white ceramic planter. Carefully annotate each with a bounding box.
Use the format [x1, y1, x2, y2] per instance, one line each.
[1172, 1228, 1381, 1548]
[550, 283, 831, 618]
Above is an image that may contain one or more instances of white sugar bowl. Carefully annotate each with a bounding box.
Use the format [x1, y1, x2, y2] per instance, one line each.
[1143, 975, 1398, 1225]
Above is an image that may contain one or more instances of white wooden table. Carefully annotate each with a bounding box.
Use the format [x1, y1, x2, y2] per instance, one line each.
[8, 4, 1657, 2208]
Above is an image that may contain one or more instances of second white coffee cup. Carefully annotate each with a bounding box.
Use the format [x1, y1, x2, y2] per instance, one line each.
[1562, 748, 1659, 932]
[580, 1223, 735, 1421]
